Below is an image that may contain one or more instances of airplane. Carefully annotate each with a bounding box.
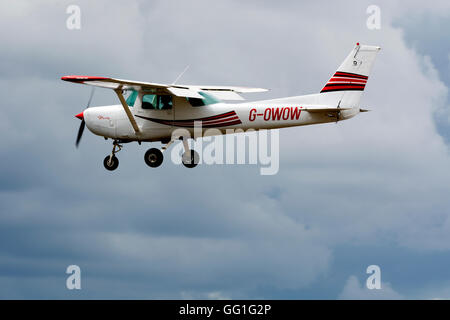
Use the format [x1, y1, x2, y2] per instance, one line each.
[62, 43, 380, 171]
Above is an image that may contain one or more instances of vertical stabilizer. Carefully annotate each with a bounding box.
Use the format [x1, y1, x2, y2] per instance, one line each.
[319, 43, 381, 107]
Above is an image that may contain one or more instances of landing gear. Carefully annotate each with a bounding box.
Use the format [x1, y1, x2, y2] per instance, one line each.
[103, 141, 122, 171]
[101, 138, 200, 170]
[182, 150, 200, 168]
[144, 139, 174, 168]
[103, 155, 119, 171]
[181, 137, 199, 168]
[144, 148, 163, 168]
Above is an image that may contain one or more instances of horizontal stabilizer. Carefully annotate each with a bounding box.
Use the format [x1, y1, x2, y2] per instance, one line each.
[302, 106, 352, 113]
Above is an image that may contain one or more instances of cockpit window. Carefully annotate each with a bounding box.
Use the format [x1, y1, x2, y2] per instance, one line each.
[142, 94, 172, 110]
[142, 94, 157, 109]
[187, 91, 220, 107]
[126, 90, 138, 106]
[158, 95, 173, 110]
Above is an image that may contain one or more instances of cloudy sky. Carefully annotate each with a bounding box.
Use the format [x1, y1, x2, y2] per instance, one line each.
[0, 0, 449, 299]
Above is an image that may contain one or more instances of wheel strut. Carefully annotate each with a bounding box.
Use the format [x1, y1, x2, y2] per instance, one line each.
[109, 141, 122, 163]
[103, 140, 122, 171]
[180, 136, 199, 168]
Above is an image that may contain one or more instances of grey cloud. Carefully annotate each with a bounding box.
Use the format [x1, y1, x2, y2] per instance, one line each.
[0, 0, 450, 299]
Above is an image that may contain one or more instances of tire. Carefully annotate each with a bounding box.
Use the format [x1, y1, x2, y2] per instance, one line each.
[103, 155, 119, 171]
[144, 148, 163, 168]
[182, 150, 199, 168]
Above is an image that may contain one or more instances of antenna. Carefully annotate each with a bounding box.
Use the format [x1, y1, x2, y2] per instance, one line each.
[336, 100, 341, 123]
[172, 65, 190, 85]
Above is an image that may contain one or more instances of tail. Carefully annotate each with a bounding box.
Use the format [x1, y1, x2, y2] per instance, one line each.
[319, 43, 381, 108]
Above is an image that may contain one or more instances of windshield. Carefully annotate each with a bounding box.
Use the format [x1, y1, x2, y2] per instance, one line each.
[126, 90, 138, 106]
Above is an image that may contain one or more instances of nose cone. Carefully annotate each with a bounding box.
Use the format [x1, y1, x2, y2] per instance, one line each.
[75, 112, 84, 120]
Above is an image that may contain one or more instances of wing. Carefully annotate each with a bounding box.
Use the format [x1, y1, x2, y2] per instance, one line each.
[62, 75, 269, 135]
[189, 85, 269, 93]
[61, 75, 168, 90]
[61, 75, 268, 100]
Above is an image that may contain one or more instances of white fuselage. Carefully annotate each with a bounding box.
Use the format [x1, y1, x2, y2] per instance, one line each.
[84, 93, 360, 142]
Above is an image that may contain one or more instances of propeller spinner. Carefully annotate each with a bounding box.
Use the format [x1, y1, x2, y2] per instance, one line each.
[75, 87, 95, 148]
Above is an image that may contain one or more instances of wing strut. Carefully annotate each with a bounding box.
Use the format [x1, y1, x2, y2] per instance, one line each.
[114, 89, 141, 134]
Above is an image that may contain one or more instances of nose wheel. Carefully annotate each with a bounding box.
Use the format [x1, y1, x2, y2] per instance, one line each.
[103, 141, 122, 171]
[103, 155, 119, 171]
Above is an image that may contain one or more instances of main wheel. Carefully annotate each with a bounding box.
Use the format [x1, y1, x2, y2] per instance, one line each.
[182, 150, 199, 168]
[103, 155, 119, 171]
[144, 148, 163, 168]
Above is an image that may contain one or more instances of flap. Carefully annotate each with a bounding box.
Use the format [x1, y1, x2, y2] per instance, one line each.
[166, 87, 204, 99]
[207, 90, 244, 101]
[195, 85, 269, 93]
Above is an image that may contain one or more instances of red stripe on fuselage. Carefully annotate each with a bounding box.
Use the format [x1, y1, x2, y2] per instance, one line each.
[135, 111, 242, 128]
[321, 86, 365, 92]
[173, 116, 240, 126]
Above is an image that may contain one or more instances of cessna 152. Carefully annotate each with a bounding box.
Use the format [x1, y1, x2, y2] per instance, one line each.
[62, 43, 380, 171]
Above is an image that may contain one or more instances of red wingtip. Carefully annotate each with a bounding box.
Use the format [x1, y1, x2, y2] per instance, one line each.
[75, 112, 84, 120]
[61, 75, 109, 82]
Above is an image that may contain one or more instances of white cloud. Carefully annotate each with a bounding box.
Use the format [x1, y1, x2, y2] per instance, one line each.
[338, 276, 404, 299]
[180, 290, 231, 300]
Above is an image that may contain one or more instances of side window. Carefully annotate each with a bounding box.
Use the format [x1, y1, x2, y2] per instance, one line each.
[142, 94, 157, 109]
[158, 95, 173, 110]
[142, 94, 172, 110]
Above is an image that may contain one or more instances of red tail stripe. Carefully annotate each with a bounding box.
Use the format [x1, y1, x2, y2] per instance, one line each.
[324, 83, 366, 88]
[334, 71, 368, 79]
[322, 85, 365, 91]
[322, 84, 364, 90]
[329, 78, 367, 83]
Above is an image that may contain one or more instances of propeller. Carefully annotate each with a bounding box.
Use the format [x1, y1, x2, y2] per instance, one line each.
[75, 87, 95, 148]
